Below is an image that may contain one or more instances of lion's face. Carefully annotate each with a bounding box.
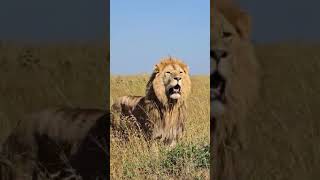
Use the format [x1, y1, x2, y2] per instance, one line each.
[162, 64, 186, 100]
[211, 6, 254, 118]
[211, 12, 235, 117]
[150, 57, 191, 104]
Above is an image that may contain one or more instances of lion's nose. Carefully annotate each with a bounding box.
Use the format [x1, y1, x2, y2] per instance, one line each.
[174, 77, 181, 81]
[211, 49, 228, 64]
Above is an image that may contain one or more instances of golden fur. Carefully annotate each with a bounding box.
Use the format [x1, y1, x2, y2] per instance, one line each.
[111, 57, 191, 147]
[211, 0, 260, 179]
[1, 107, 108, 179]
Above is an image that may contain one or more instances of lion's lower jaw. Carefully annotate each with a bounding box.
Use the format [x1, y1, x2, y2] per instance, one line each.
[169, 93, 181, 99]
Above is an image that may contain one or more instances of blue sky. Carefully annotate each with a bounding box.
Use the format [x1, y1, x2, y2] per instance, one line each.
[110, 0, 210, 75]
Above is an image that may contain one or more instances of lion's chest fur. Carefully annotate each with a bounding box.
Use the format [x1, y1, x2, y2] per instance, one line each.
[132, 98, 186, 145]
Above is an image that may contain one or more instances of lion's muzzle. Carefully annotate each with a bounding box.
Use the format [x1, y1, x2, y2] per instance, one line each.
[211, 49, 228, 117]
[169, 84, 181, 99]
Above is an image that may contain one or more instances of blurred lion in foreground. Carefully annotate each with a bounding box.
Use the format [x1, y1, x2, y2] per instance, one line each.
[211, 0, 260, 179]
[1, 108, 108, 180]
[111, 57, 191, 147]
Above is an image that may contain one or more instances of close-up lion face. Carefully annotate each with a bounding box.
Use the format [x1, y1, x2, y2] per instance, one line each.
[211, 4, 255, 119]
[162, 64, 187, 100]
[151, 57, 191, 104]
[211, 12, 234, 117]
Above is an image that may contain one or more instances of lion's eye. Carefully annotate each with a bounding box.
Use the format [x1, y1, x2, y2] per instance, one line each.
[166, 71, 171, 74]
[179, 71, 183, 74]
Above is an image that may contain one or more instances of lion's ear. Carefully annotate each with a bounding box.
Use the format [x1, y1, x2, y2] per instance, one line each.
[235, 11, 251, 40]
[184, 65, 190, 74]
[216, 0, 252, 40]
[153, 65, 160, 73]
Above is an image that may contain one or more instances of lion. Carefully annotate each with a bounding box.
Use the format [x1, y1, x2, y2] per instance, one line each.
[1, 108, 108, 180]
[211, 0, 260, 179]
[111, 57, 191, 147]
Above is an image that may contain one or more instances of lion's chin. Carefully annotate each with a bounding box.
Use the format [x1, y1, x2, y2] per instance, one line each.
[170, 93, 181, 99]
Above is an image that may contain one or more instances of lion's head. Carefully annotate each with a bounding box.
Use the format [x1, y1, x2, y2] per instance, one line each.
[211, 0, 259, 120]
[146, 57, 191, 106]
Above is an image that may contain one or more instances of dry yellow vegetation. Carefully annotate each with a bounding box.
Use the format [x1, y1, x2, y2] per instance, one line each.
[110, 74, 210, 179]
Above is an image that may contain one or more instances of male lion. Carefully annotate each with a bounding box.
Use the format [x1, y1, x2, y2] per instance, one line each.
[211, 0, 260, 179]
[111, 57, 191, 147]
[1, 108, 108, 180]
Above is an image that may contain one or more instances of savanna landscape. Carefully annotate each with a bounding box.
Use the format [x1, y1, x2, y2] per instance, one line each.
[0, 42, 108, 179]
[0, 42, 319, 180]
[110, 41, 320, 180]
[110, 74, 210, 179]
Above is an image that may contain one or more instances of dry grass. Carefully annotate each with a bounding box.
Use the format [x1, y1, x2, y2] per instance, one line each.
[2, 41, 319, 179]
[110, 75, 210, 179]
[236, 43, 320, 180]
[0, 42, 108, 179]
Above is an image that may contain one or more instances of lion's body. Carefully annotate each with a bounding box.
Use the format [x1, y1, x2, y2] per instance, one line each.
[111, 57, 191, 146]
[211, 0, 260, 179]
[1, 107, 108, 179]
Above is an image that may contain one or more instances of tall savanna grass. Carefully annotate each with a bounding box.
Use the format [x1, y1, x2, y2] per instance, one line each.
[110, 74, 210, 179]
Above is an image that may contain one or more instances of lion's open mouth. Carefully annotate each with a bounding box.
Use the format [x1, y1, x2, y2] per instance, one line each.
[169, 84, 181, 99]
[211, 71, 226, 103]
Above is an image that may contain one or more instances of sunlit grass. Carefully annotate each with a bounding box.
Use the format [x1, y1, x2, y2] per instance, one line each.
[110, 75, 210, 179]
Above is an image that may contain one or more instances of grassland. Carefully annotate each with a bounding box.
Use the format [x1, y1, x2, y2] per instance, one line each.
[110, 75, 210, 179]
[0, 42, 108, 179]
[1, 42, 320, 179]
[236, 43, 320, 180]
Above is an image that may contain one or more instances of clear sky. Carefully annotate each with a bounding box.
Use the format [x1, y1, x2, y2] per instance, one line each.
[110, 0, 210, 75]
[2, 0, 319, 70]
